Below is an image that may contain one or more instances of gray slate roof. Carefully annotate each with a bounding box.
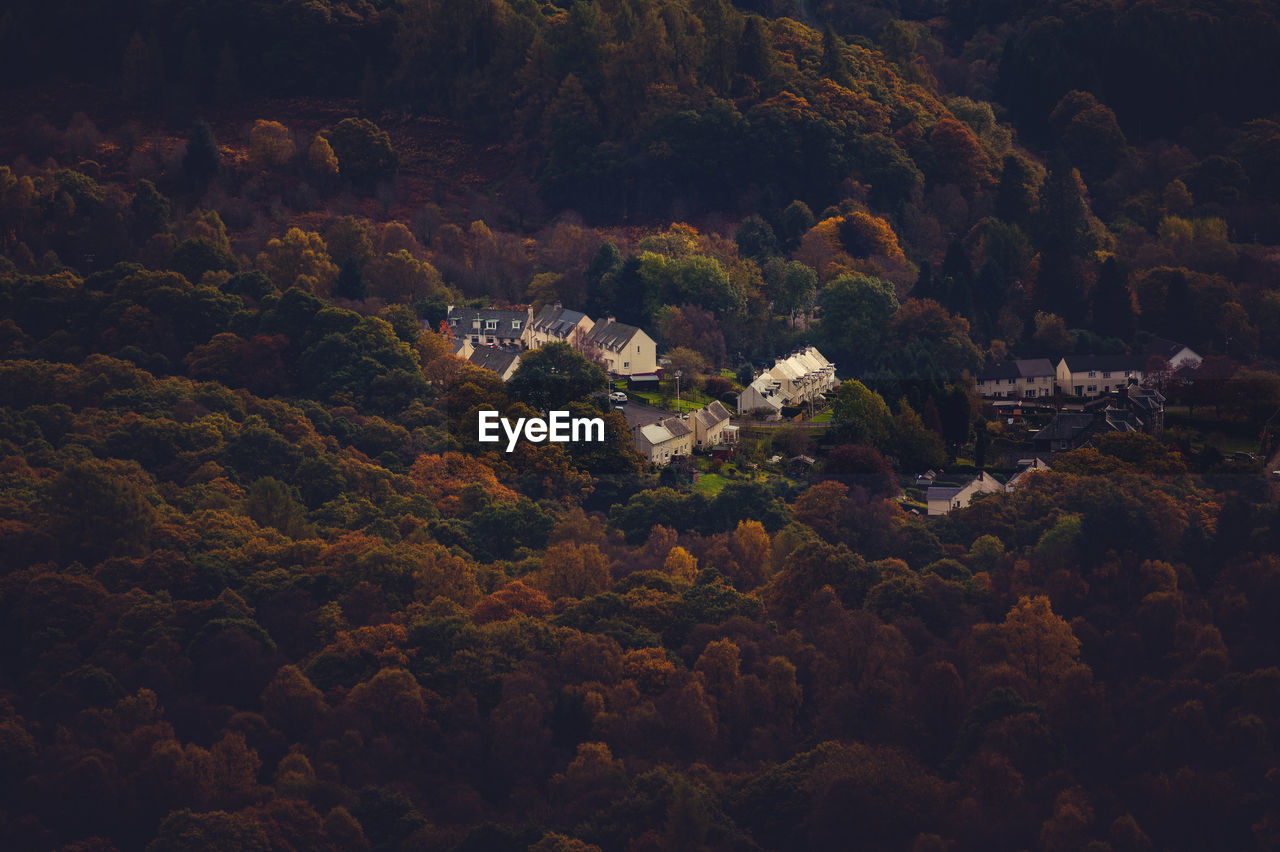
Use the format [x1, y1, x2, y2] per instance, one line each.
[1059, 354, 1147, 373]
[468, 346, 521, 375]
[980, 358, 1056, 382]
[448, 307, 526, 338]
[528, 305, 589, 337]
[584, 319, 643, 351]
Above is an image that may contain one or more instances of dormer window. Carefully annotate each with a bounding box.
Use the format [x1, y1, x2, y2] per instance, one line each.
[485, 320, 497, 330]
[512, 320, 522, 330]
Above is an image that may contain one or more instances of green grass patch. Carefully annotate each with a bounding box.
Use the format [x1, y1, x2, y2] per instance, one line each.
[693, 473, 728, 496]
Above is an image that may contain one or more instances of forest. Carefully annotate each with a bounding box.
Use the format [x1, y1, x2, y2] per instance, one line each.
[2, 0, 1280, 850]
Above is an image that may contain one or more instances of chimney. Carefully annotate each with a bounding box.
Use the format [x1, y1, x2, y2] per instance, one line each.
[607, 316, 616, 324]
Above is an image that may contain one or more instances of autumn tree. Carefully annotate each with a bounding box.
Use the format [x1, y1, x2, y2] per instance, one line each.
[508, 341, 607, 410]
[249, 120, 296, 168]
[326, 118, 398, 189]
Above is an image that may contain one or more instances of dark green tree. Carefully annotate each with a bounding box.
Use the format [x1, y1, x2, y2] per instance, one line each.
[1091, 256, 1135, 342]
[130, 179, 170, 240]
[508, 341, 607, 411]
[735, 215, 778, 261]
[819, 24, 851, 86]
[585, 240, 622, 317]
[182, 120, 219, 190]
[737, 15, 775, 81]
[336, 258, 367, 300]
[995, 153, 1040, 228]
[780, 200, 815, 247]
[326, 118, 399, 189]
[819, 274, 898, 372]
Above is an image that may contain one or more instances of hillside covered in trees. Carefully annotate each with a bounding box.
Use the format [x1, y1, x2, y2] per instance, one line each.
[3, 1, 1280, 850]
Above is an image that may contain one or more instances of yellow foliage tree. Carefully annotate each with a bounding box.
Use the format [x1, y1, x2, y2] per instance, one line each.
[663, 545, 698, 582]
[249, 120, 296, 168]
[539, 540, 613, 599]
[975, 595, 1086, 700]
[256, 228, 338, 296]
[306, 133, 339, 178]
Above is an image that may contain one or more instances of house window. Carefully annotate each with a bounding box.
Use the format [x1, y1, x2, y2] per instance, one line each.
[623, 361, 630, 368]
[1087, 370, 1096, 378]
[1103, 371, 1112, 378]
[485, 320, 497, 330]
[1025, 389, 1035, 398]
[512, 320, 522, 330]
[449, 318, 459, 326]
[1087, 385, 1097, 393]
[637, 345, 641, 352]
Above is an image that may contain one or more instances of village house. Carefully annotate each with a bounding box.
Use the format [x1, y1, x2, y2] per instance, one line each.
[736, 346, 837, 414]
[1005, 457, 1051, 491]
[447, 306, 527, 348]
[522, 303, 594, 350]
[690, 401, 734, 448]
[634, 417, 693, 465]
[1055, 355, 1146, 397]
[1030, 387, 1165, 454]
[449, 335, 474, 361]
[977, 358, 1056, 399]
[927, 471, 1004, 516]
[737, 372, 785, 417]
[467, 346, 522, 382]
[582, 318, 658, 377]
[1143, 337, 1201, 371]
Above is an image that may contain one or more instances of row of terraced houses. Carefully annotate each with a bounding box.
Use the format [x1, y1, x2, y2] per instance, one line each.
[976, 339, 1201, 400]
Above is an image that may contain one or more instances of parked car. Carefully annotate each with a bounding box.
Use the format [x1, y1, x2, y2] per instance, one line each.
[609, 391, 628, 403]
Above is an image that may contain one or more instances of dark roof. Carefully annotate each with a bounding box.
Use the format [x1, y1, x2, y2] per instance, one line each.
[528, 304, 590, 337]
[448, 307, 527, 337]
[621, 403, 670, 429]
[1034, 412, 1099, 442]
[584, 319, 644, 351]
[468, 346, 521, 375]
[1126, 387, 1166, 410]
[979, 361, 1021, 381]
[927, 485, 963, 501]
[1016, 358, 1056, 377]
[663, 417, 693, 438]
[1059, 354, 1147, 373]
[1143, 338, 1189, 361]
[979, 358, 1055, 382]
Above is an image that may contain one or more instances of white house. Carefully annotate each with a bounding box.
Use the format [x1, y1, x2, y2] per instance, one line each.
[1055, 355, 1146, 398]
[634, 416, 693, 465]
[1005, 458, 1051, 491]
[583, 318, 657, 376]
[690, 401, 733, 448]
[737, 372, 784, 417]
[737, 346, 837, 414]
[977, 358, 1056, 399]
[927, 471, 1004, 516]
[1143, 338, 1201, 371]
